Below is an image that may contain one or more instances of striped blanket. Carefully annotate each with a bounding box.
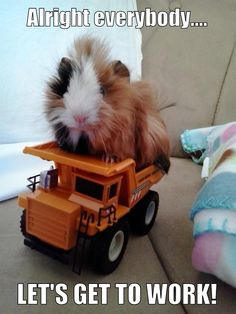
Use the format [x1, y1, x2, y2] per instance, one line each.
[182, 122, 236, 287]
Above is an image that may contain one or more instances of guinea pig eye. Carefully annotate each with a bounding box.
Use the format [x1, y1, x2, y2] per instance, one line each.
[100, 86, 105, 96]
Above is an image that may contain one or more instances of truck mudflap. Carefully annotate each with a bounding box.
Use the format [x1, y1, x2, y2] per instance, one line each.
[23, 236, 72, 265]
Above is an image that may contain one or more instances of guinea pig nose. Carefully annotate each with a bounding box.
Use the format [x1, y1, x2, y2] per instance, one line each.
[74, 115, 86, 124]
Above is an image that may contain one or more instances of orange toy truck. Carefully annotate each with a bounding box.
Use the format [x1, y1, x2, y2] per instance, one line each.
[18, 142, 165, 274]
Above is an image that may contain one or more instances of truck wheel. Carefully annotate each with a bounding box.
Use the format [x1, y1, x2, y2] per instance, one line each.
[20, 210, 27, 237]
[89, 219, 129, 274]
[129, 191, 159, 235]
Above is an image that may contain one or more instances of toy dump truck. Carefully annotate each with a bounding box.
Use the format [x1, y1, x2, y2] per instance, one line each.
[18, 142, 164, 274]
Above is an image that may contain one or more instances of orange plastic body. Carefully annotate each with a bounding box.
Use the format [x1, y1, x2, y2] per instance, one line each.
[18, 142, 164, 251]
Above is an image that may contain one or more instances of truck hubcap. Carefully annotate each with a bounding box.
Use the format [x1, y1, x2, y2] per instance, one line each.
[108, 230, 124, 262]
[145, 201, 156, 225]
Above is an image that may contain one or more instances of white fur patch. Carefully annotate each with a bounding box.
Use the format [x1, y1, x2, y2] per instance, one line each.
[69, 128, 82, 147]
[63, 58, 102, 128]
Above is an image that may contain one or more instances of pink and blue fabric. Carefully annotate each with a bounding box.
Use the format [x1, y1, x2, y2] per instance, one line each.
[181, 122, 236, 287]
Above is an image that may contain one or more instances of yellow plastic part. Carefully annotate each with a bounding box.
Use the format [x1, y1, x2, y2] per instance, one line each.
[23, 141, 135, 177]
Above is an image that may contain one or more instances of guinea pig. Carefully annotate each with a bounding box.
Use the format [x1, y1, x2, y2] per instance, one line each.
[45, 36, 170, 172]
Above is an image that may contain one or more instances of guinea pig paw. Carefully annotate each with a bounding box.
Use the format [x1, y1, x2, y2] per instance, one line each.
[102, 154, 119, 164]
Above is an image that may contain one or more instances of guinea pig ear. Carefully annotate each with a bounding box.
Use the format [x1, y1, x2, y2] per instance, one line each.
[58, 57, 73, 82]
[112, 60, 130, 81]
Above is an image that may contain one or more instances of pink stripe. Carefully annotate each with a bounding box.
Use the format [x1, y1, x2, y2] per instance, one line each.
[192, 233, 224, 273]
[221, 124, 236, 142]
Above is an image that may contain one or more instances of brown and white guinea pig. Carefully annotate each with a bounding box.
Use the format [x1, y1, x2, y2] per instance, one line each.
[45, 36, 170, 172]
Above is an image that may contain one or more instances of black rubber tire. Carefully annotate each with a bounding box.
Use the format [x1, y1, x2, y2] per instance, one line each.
[89, 219, 129, 274]
[129, 190, 159, 235]
[20, 209, 27, 237]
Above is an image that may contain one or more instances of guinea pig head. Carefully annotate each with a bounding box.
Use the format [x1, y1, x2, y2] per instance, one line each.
[45, 38, 102, 150]
[45, 37, 132, 154]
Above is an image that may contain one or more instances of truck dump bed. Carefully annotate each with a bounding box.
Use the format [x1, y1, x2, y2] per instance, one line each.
[23, 142, 136, 177]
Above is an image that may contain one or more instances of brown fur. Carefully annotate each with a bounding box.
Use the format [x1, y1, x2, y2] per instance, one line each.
[46, 36, 170, 170]
[88, 74, 170, 167]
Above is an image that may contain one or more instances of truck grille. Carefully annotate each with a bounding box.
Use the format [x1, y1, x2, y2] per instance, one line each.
[27, 198, 71, 250]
